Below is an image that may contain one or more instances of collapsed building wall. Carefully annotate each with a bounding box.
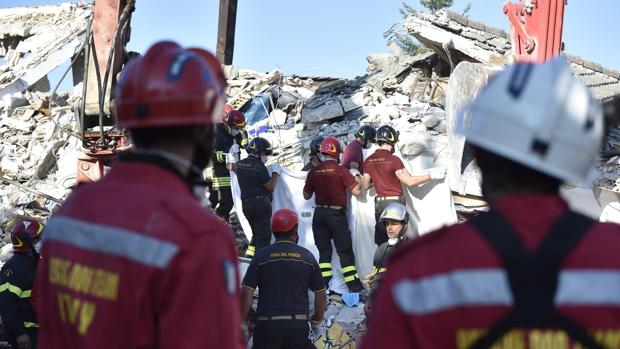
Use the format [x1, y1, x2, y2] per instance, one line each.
[0, 3, 90, 242]
[404, 9, 620, 198]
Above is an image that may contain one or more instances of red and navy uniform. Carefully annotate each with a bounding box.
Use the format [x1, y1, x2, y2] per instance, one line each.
[0, 252, 39, 348]
[210, 123, 246, 220]
[363, 149, 407, 245]
[304, 160, 363, 291]
[341, 139, 364, 173]
[35, 153, 243, 349]
[361, 195, 620, 349]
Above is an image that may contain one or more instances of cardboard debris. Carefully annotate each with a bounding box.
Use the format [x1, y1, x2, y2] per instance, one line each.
[315, 323, 356, 349]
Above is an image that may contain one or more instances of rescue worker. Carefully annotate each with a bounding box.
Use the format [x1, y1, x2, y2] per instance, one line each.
[0, 220, 43, 349]
[34, 42, 243, 348]
[303, 136, 364, 292]
[366, 202, 409, 290]
[238, 137, 282, 258]
[363, 125, 446, 246]
[301, 135, 324, 171]
[361, 59, 614, 349]
[241, 209, 326, 349]
[210, 108, 248, 221]
[341, 125, 376, 174]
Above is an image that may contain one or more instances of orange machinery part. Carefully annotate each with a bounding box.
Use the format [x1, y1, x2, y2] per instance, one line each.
[503, 0, 567, 63]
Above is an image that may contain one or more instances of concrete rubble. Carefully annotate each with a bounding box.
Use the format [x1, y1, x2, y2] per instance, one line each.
[404, 9, 620, 197]
[0, 2, 619, 343]
[0, 3, 90, 257]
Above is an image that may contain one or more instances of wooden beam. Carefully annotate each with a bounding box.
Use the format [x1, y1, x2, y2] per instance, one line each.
[216, 0, 238, 65]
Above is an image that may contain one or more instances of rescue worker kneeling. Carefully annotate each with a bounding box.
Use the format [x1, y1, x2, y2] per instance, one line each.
[0, 220, 44, 349]
[238, 137, 281, 257]
[361, 59, 616, 349]
[304, 136, 364, 292]
[364, 202, 409, 301]
[241, 209, 326, 349]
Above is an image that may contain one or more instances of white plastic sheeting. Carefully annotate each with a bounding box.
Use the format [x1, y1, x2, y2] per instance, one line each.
[231, 149, 457, 293]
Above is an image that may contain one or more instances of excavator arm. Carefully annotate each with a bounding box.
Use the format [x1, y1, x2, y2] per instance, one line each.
[503, 0, 567, 63]
[77, 0, 135, 183]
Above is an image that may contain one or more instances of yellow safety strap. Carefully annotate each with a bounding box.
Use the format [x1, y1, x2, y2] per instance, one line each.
[319, 263, 332, 269]
[212, 177, 232, 188]
[342, 265, 357, 274]
[344, 274, 359, 282]
[216, 151, 225, 163]
[321, 270, 333, 277]
[24, 322, 39, 328]
[245, 246, 255, 257]
[0, 282, 31, 298]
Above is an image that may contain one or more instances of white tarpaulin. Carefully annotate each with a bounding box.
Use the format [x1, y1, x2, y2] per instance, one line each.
[231, 148, 457, 293]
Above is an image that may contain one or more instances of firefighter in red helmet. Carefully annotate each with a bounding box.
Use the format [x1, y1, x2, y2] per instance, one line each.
[35, 41, 243, 349]
[0, 219, 44, 349]
[210, 108, 248, 221]
[241, 209, 326, 349]
[304, 136, 364, 293]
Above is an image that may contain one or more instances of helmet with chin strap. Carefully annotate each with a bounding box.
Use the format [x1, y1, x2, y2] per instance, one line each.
[11, 219, 44, 253]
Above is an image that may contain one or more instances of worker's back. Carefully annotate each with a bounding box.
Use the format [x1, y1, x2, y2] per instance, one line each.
[35, 158, 242, 349]
[361, 194, 620, 348]
[243, 240, 324, 317]
[363, 148, 405, 197]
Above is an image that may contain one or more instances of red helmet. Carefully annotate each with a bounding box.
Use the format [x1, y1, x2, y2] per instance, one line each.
[223, 109, 246, 129]
[271, 209, 299, 234]
[320, 136, 342, 158]
[11, 219, 44, 252]
[115, 41, 226, 129]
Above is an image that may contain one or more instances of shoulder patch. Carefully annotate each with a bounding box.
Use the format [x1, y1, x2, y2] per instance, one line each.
[3, 268, 13, 278]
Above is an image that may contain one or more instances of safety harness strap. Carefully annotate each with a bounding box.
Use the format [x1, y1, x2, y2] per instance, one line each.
[468, 210, 603, 349]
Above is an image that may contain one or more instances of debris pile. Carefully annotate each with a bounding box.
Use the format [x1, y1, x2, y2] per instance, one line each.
[224, 50, 452, 176]
[404, 9, 620, 194]
[0, 3, 90, 249]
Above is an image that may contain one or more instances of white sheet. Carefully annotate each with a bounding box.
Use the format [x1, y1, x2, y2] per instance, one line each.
[231, 148, 457, 292]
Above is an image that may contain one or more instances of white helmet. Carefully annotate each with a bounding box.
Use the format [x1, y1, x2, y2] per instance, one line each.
[379, 202, 408, 224]
[456, 58, 603, 184]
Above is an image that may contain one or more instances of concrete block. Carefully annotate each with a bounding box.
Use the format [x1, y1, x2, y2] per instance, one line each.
[334, 304, 365, 339]
[446, 61, 500, 196]
[302, 98, 344, 123]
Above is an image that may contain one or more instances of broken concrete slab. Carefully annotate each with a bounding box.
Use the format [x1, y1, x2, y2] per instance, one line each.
[445, 61, 499, 196]
[403, 10, 508, 65]
[0, 3, 91, 100]
[302, 97, 344, 123]
[227, 69, 281, 110]
[334, 304, 366, 341]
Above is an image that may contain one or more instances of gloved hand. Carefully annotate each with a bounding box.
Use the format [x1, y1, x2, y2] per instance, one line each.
[240, 129, 249, 141]
[16, 334, 31, 349]
[230, 144, 240, 154]
[430, 167, 447, 180]
[349, 168, 361, 177]
[363, 273, 378, 291]
[241, 322, 249, 341]
[310, 319, 322, 335]
[226, 152, 238, 164]
[268, 163, 283, 176]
